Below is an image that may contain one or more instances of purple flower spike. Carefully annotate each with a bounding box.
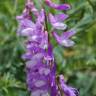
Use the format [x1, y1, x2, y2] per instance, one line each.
[45, 0, 71, 10]
[16, 0, 79, 96]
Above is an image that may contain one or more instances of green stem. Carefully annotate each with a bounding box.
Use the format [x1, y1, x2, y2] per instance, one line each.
[44, 11, 48, 31]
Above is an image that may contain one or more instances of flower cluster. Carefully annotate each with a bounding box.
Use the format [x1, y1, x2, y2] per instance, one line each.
[16, 0, 79, 96]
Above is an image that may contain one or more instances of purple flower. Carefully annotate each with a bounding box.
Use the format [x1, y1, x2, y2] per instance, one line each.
[59, 75, 79, 96]
[53, 29, 76, 47]
[45, 0, 71, 10]
[16, 0, 79, 96]
[16, 0, 39, 20]
[49, 13, 67, 30]
[26, 0, 39, 17]
[17, 19, 35, 36]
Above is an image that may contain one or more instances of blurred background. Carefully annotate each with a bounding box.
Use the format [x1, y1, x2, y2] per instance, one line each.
[0, 0, 96, 96]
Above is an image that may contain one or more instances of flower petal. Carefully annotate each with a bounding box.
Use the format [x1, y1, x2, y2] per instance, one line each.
[31, 90, 49, 96]
[39, 68, 50, 76]
[61, 39, 75, 47]
[37, 9, 45, 24]
[61, 29, 77, 39]
[55, 14, 69, 22]
[49, 13, 57, 23]
[22, 52, 33, 60]
[20, 28, 34, 36]
[53, 22, 67, 30]
[34, 80, 46, 87]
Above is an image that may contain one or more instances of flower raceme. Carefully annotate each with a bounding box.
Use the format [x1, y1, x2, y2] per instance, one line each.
[16, 0, 79, 96]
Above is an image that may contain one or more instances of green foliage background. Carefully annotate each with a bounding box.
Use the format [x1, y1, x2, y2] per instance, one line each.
[0, 0, 96, 96]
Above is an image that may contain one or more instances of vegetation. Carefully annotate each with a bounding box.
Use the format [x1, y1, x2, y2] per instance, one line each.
[0, 0, 96, 96]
